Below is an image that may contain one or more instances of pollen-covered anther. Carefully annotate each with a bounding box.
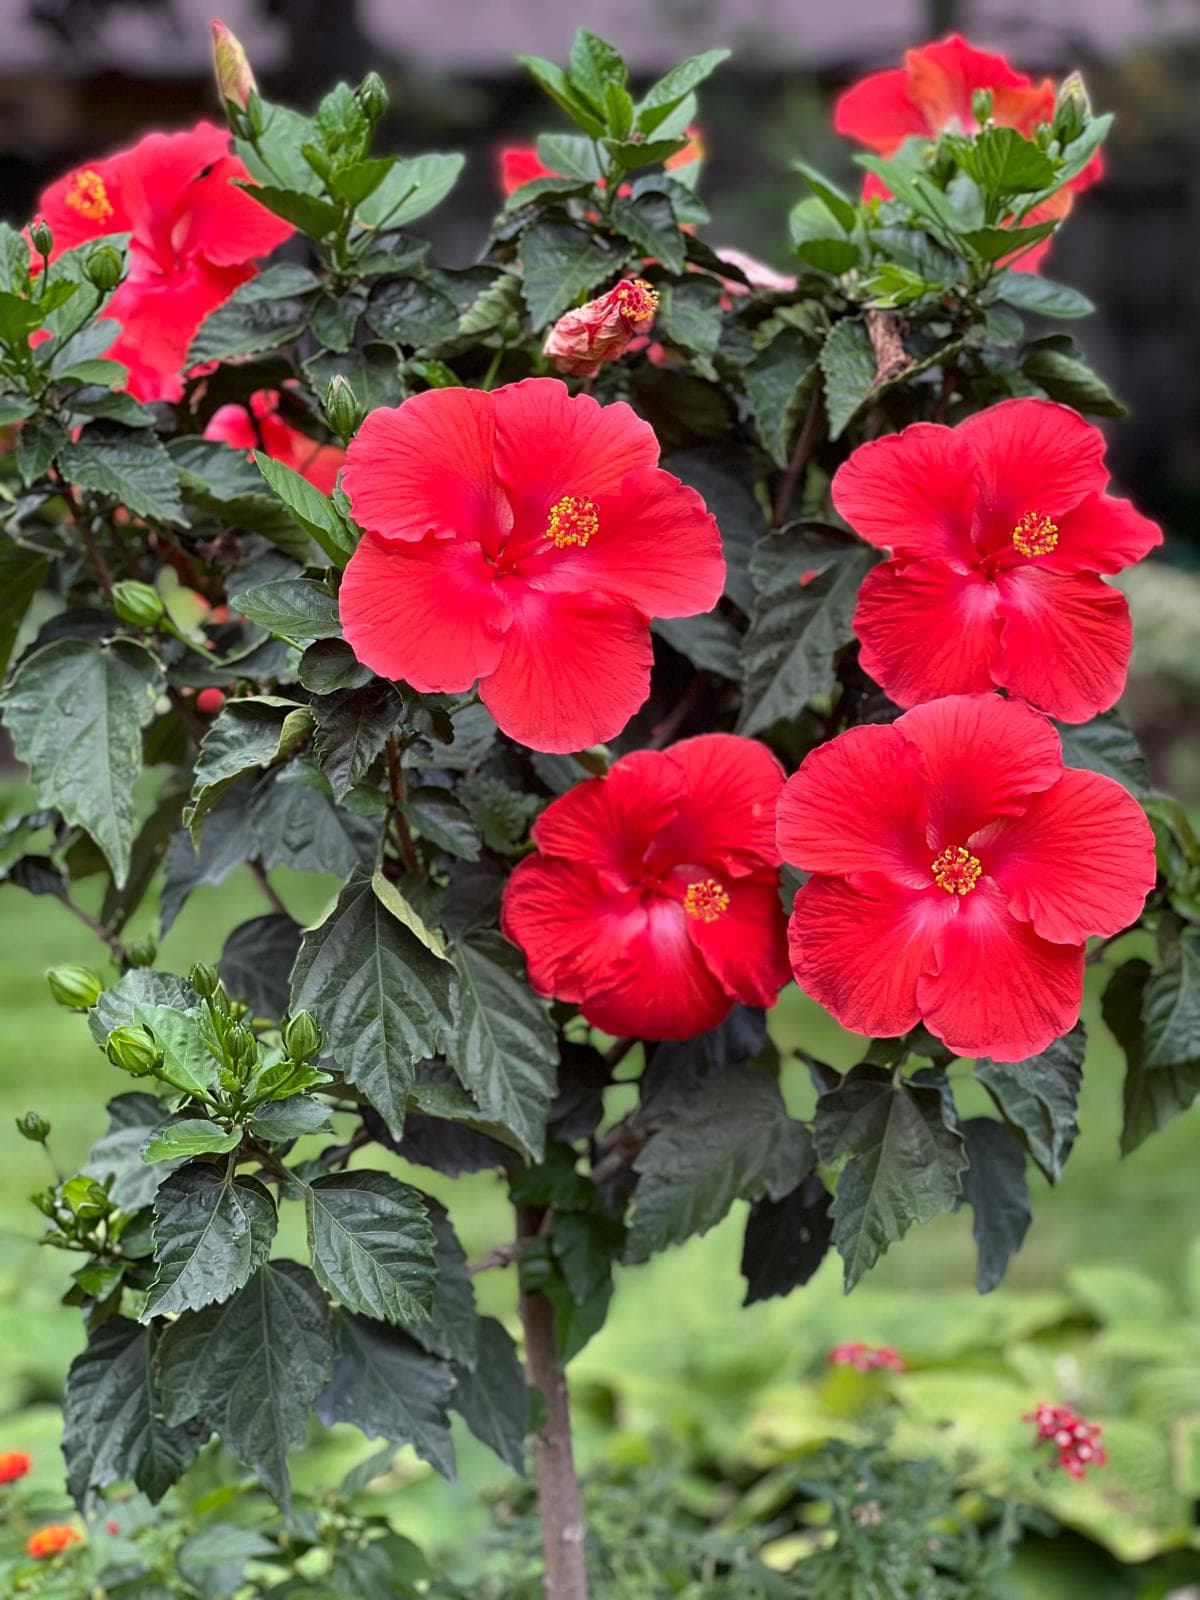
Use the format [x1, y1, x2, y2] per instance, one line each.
[66, 168, 114, 222]
[1011, 509, 1059, 558]
[931, 845, 982, 896]
[546, 493, 599, 549]
[614, 277, 659, 326]
[684, 877, 730, 922]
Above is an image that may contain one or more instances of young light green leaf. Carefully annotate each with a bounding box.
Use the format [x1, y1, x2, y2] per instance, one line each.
[143, 1119, 242, 1162]
[636, 49, 730, 132]
[133, 1005, 216, 1100]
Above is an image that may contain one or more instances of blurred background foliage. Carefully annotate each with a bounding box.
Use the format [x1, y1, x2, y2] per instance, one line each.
[1, 0, 1199, 1591]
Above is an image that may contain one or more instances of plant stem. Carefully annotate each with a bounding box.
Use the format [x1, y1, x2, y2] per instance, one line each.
[516, 1203, 589, 1600]
[771, 388, 824, 528]
[59, 894, 126, 966]
[248, 859, 288, 918]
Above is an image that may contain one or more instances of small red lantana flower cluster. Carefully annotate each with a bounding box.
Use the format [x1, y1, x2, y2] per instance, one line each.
[26, 1523, 83, 1559]
[830, 1342, 906, 1373]
[1025, 1402, 1108, 1480]
[0, 1449, 31, 1483]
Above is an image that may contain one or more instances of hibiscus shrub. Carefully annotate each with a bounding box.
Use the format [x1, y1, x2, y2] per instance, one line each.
[0, 22, 1195, 1597]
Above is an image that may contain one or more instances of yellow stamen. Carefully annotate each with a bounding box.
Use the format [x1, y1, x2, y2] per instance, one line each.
[65, 169, 114, 222]
[684, 878, 730, 922]
[614, 277, 659, 325]
[1012, 510, 1058, 558]
[931, 845, 982, 896]
[546, 493, 599, 549]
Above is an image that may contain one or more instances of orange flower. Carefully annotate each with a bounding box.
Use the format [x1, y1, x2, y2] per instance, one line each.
[26, 1524, 83, 1559]
[542, 278, 659, 377]
[0, 1450, 31, 1483]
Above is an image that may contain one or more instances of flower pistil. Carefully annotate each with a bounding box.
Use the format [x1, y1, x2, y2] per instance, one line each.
[931, 845, 982, 895]
[546, 494, 599, 549]
[1011, 509, 1059, 558]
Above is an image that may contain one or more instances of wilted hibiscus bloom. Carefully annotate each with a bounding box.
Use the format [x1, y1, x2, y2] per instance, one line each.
[205, 389, 345, 493]
[835, 34, 1101, 271]
[778, 694, 1156, 1061]
[0, 1450, 31, 1483]
[34, 122, 292, 401]
[830, 1342, 906, 1373]
[502, 735, 790, 1038]
[543, 278, 659, 377]
[338, 378, 724, 751]
[26, 1524, 83, 1559]
[835, 400, 1162, 723]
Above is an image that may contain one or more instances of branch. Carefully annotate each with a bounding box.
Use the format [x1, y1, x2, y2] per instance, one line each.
[248, 859, 288, 918]
[58, 894, 126, 967]
[771, 388, 824, 528]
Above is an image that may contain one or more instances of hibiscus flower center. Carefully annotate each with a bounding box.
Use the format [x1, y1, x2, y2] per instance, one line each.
[614, 277, 659, 326]
[683, 878, 730, 922]
[930, 845, 982, 895]
[1011, 510, 1058, 558]
[546, 494, 599, 549]
[65, 168, 114, 222]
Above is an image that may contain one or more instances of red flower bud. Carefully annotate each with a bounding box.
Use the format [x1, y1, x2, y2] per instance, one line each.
[543, 278, 659, 378]
[212, 20, 256, 111]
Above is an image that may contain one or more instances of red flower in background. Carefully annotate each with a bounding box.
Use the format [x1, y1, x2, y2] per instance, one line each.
[835, 35, 1102, 271]
[830, 1342, 906, 1372]
[205, 389, 345, 494]
[497, 129, 703, 197]
[1026, 1402, 1108, 1479]
[502, 735, 790, 1038]
[34, 123, 292, 401]
[338, 379, 724, 752]
[543, 277, 659, 377]
[834, 400, 1161, 723]
[0, 1450, 31, 1483]
[26, 1524, 83, 1559]
[777, 694, 1156, 1061]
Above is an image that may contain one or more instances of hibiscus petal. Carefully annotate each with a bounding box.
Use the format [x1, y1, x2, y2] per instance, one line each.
[833, 67, 931, 151]
[491, 377, 660, 531]
[686, 870, 792, 1010]
[661, 732, 785, 876]
[34, 155, 131, 256]
[339, 532, 510, 693]
[584, 897, 734, 1039]
[831, 424, 979, 563]
[994, 566, 1131, 723]
[500, 854, 639, 1000]
[918, 879, 1084, 1060]
[853, 558, 1002, 707]
[480, 585, 653, 753]
[776, 724, 931, 888]
[787, 874, 953, 1040]
[547, 467, 724, 619]
[341, 389, 511, 547]
[1043, 493, 1162, 576]
[176, 154, 294, 266]
[909, 36, 1041, 131]
[896, 693, 1063, 844]
[973, 768, 1156, 943]
[531, 751, 688, 881]
[957, 400, 1109, 547]
[101, 261, 254, 403]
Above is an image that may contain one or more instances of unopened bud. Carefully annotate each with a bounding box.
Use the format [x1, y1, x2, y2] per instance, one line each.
[189, 961, 221, 999]
[29, 218, 53, 257]
[46, 965, 103, 1011]
[105, 1025, 162, 1077]
[125, 935, 157, 969]
[84, 243, 123, 293]
[30, 1187, 58, 1218]
[324, 374, 365, 443]
[228, 1023, 258, 1068]
[283, 1010, 322, 1062]
[62, 1174, 109, 1222]
[111, 580, 164, 630]
[1054, 71, 1091, 146]
[971, 88, 994, 127]
[212, 20, 257, 112]
[16, 1111, 51, 1143]
[357, 71, 389, 124]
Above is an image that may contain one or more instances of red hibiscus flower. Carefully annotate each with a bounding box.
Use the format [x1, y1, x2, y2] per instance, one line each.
[34, 122, 292, 401]
[338, 378, 724, 751]
[205, 389, 345, 494]
[834, 400, 1161, 723]
[0, 1450, 31, 1483]
[777, 693, 1156, 1061]
[835, 35, 1101, 272]
[501, 735, 790, 1038]
[543, 277, 659, 377]
[497, 130, 703, 198]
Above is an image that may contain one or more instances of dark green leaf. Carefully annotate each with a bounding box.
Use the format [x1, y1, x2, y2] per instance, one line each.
[405, 786, 482, 862]
[253, 452, 356, 566]
[793, 160, 858, 231]
[0, 539, 50, 680]
[657, 273, 723, 358]
[652, 612, 741, 678]
[299, 638, 372, 695]
[160, 781, 256, 934]
[819, 317, 877, 438]
[740, 1173, 833, 1305]
[997, 271, 1095, 319]
[518, 55, 606, 137]
[157, 1261, 335, 1506]
[814, 1064, 967, 1288]
[400, 1201, 478, 1368]
[1055, 710, 1148, 797]
[450, 1316, 527, 1475]
[610, 194, 684, 274]
[231, 577, 341, 643]
[1, 638, 163, 886]
[976, 1023, 1085, 1182]
[57, 430, 183, 523]
[520, 220, 622, 329]
[960, 1117, 1031, 1293]
[962, 221, 1058, 263]
[446, 931, 558, 1162]
[666, 450, 764, 613]
[568, 27, 626, 109]
[145, 1162, 277, 1317]
[83, 1092, 178, 1213]
[249, 763, 379, 878]
[744, 327, 818, 466]
[552, 1209, 625, 1305]
[16, 417, 68, 484]
[237, 182, 342, 237]
[1105, 958, 1200, 1154]
[738, 524, 876, 735]
[184, 696, 314, 839]
[305, 1170, 435, 1324]
[627, 1064, 812, 1264]
[1143, 923, 1200, 1071]
[1022, 338, 1127, 416]
[312, 681, 404, 800]
[365, 275, 460, 348]
[248, 1095, 331, 1142]
[316, 1310, 456, 1478]
[177, 1525, 276, 1598]
[63, 1318, 206, 1507]
[291, 874, 455, 1139]
[188, 266, 317, 364]
[220, 912, 305, 1020]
